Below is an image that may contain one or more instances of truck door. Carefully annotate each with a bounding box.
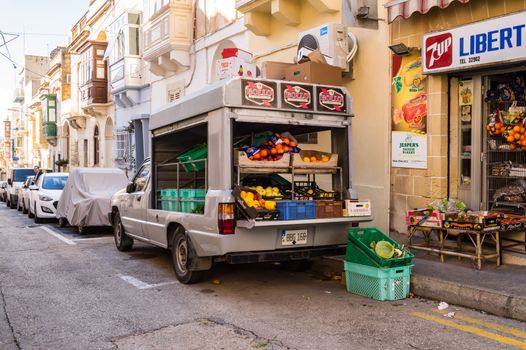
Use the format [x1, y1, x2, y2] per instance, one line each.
[120, 162, 150, 235]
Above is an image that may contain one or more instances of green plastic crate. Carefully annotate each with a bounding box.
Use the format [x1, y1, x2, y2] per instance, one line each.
[347, 228, 413, 268]
[160, 188, 206, 212]
[177, 145, 207, 172]
[344, 261, 412, 301]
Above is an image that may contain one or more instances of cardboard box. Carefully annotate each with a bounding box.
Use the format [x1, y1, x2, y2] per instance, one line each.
[406, 209, 443, 228]
[216, 57, 256, 81]
[221, 48, 253, 62]
[285, 61, 342, 85]
[260, 61, 295, 80]
[345, 200, 371, 217]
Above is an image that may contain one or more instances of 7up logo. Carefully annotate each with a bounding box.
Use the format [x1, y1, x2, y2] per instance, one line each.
[425, 33, 453, 70]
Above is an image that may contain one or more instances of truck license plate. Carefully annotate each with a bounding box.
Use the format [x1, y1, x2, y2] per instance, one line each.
[281, 229, 308, 246]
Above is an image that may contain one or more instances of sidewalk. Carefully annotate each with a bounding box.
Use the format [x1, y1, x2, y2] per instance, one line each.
[311, 233, 526, 322]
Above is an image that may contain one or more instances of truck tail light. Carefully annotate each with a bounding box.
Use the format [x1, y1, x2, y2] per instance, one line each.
[218, 203, 236, 235]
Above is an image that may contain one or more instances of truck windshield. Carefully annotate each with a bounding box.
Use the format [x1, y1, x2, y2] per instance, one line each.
[42, 176, 68, 190]
[13, 169, 35, 182]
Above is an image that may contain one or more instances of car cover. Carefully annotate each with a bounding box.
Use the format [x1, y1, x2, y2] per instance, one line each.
[56, 168, 128, 227]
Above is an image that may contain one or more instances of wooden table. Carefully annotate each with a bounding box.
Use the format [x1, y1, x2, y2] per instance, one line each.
[407, 226, 501, 270]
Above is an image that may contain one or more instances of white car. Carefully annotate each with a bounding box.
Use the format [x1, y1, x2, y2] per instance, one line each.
[18, 176, 35, 213]
[28, 173, 69, 223]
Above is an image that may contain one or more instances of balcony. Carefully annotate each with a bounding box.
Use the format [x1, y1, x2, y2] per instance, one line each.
[79, 41, 109, 108]
[142, 0, 193, 76]
[43, 122, 57, 139]
[236, 0, 339, 36]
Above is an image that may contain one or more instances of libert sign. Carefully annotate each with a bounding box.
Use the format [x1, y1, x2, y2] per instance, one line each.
[423, 12, 526, 74]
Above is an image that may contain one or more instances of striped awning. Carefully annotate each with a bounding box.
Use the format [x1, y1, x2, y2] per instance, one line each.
[384, 0, 470, 23]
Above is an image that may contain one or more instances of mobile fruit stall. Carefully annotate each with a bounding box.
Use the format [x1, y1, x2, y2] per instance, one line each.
[123, 77, 373, 283]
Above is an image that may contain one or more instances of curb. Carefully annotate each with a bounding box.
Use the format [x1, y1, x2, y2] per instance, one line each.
[310, 256, 526, 322]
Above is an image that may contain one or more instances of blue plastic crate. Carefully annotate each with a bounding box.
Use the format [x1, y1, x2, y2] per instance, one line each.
[276, 201, 316, 220]
[344, 261, 412, 301]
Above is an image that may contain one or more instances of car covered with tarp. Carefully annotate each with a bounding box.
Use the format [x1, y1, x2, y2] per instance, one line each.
[56, 168, 128, 233]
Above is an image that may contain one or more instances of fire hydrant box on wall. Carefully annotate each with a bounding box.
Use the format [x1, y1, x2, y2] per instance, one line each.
[216, 57, 257, 81]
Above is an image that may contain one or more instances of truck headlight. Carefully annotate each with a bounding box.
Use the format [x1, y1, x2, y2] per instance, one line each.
[39, 194, 53, 201]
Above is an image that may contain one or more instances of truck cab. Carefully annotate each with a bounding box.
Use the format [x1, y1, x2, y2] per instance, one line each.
[110, 78, 372, 284]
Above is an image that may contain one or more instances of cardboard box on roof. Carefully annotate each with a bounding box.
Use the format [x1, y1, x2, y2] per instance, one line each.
[285, 61, 342, 85]
[285, 49, 342, 85]
[216, 57, 256, 81]
[260, 61, 295, 80]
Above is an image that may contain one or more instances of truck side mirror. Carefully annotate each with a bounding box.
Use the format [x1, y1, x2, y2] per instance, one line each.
[126, 182, 136, 193]
[7, 179, 12, 186]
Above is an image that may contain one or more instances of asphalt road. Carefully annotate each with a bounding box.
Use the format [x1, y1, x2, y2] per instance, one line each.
[1, 203, 525, 350]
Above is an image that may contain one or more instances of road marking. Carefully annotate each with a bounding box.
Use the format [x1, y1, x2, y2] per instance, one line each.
[39, 226, 76, 245]
[413, 312, 526, 349]
[432, 309, 526, 339]
[119, 275, 177, 290]
[72, 237, 112, 242]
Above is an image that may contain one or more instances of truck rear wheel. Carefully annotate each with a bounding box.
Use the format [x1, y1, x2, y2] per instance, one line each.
[113, 211, 133, 251]
[171, 231, 204, 284]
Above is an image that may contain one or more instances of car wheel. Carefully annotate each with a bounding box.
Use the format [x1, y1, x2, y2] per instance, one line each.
[17, 200, 22, 211]
[28, 203, 34, 218]
[58, 217, 67, 227]
[9, 196, 16, 209]
[78, 226, 87, 234]
[170, 230, 204, 284]
[22, 201, 28, 214]
[34, 204, 43, 224]
[113, 211, 133, 252]
[6, 196, 9, 207]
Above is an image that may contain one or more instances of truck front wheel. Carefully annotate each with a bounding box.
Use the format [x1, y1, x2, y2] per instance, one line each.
[171, 231, 204, 284]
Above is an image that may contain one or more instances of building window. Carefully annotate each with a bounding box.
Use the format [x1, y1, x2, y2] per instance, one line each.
[115, 129, 130, 160]
[94, 125, 100, 165]
[129, 27, 140, 56]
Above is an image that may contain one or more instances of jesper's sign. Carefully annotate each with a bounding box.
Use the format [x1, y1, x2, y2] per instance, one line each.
[423, 12, 526, 74]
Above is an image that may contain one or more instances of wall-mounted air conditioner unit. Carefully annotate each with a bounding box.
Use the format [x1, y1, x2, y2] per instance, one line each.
[297, 23, 354, 71]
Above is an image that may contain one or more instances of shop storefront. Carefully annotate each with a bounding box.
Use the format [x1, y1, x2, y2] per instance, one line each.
[388, 0, 526, 259]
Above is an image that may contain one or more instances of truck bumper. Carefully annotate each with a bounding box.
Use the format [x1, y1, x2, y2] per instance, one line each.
[224, 245, 346, 264]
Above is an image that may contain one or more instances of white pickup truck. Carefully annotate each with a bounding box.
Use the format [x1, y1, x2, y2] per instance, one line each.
[109, 78, 372, 284]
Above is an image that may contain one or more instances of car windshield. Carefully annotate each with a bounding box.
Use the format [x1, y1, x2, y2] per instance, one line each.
[13, 169, 36, 182]
[42, 176, 68, 190]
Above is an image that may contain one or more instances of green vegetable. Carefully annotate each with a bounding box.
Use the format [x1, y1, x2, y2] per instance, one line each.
[374, 240, 395, 259]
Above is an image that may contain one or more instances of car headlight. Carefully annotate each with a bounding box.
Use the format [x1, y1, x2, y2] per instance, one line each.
[39, 194, 53, 201]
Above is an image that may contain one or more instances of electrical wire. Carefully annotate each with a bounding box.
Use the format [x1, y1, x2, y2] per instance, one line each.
[346, 31, 358, 63]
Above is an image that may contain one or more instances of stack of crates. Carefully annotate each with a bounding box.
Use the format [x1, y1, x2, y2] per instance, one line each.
[160, 189, 206, 213]
[176, 145, 207, 172]
[344, 228, 414, 301]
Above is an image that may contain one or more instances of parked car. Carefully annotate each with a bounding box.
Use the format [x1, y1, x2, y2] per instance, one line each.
[6, 168, 36, 209]
[18, 176, 35, 213]
[56, 168, 128, 233]
[28, 173, 69, 223]
[0, 181, 7, 202]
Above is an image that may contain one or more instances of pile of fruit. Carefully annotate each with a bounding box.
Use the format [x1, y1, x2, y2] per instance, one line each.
[240, 190, 277, 210]
[486, 107, 526, 150]
[247, 186, 283, 198]
[303, 155, 330, 163]
[242, 132, 300, 161]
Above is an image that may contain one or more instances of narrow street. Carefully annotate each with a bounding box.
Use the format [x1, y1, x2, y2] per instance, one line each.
[0, 204, 524, 350]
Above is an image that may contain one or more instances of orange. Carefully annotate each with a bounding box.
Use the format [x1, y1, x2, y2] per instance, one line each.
[260, 149, 268, 158]
[253, 153, 262, 160]
[270, 148, 277, 155]
[321, 155, 330, 162]
[510, 143, 517, 150]
[514, 125, 521, 133]
[282, 138, 290, 145]
[303, 157, 311, 162]
[522, 140, 526, 147]
[495, 122, 503, 129]
[486, 125, 491, 131]
[310, 156, 317, 162]
[290, 141, 298, 147]
[507, 135, 515, 143]
[521, 135, 526, 141]
[515, 133, 521, 140]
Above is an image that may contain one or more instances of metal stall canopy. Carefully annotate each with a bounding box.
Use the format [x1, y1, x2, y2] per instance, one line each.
[149, 77, 354, 133]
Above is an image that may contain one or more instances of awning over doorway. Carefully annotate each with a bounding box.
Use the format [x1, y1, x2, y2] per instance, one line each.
[384, 0, 470, 23]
